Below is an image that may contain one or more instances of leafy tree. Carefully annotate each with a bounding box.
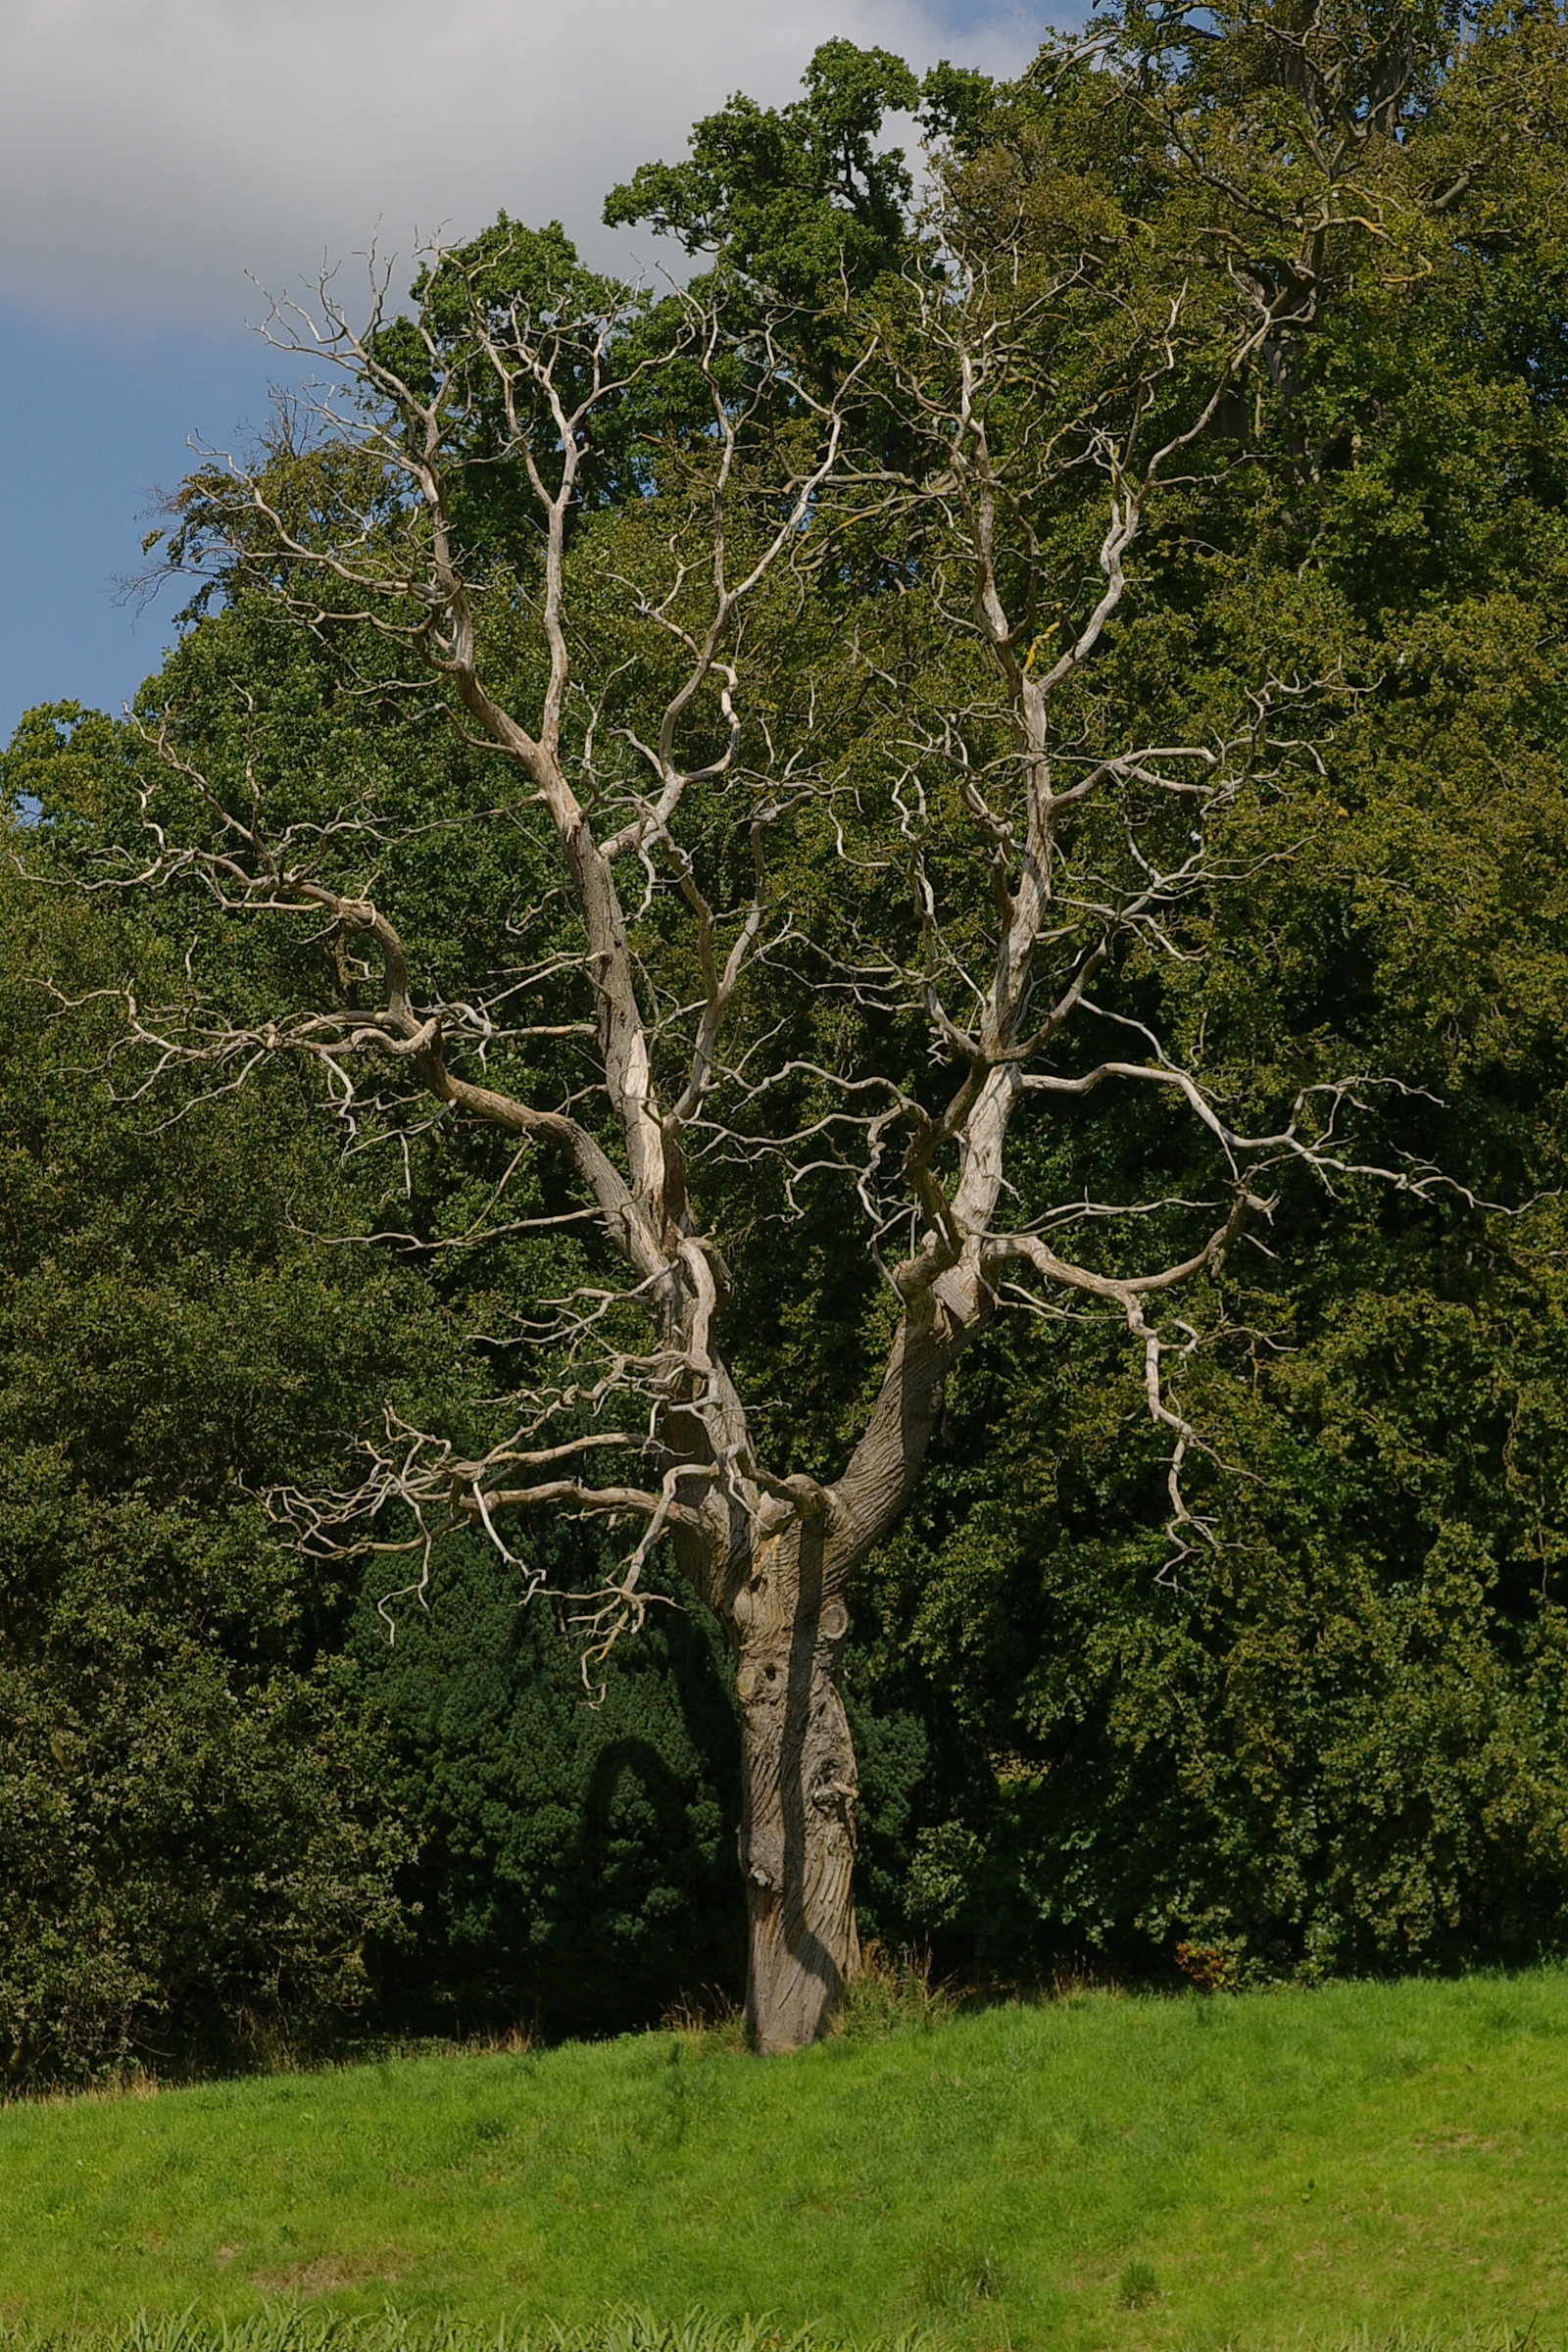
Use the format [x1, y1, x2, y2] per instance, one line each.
[603, 40, 921, 302]
[0, 803, 408, 2082]
[0, 715, 751, 2079]
[837, 0, 1568, 1986]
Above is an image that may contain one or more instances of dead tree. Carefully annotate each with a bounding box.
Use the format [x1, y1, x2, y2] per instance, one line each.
[69, 173, 1441, 2050]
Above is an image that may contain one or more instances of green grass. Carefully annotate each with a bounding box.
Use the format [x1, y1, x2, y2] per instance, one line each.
[5, 1972, 1568, 2348]
[0, 2311, 924, 2352]
[0, 2321, 1556, 2352]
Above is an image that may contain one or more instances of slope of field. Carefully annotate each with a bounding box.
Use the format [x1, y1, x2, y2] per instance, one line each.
[4, 1973, 1568, 2349]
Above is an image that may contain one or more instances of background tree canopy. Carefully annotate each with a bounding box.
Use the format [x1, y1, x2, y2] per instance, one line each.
[6, 0, 1568, 2082]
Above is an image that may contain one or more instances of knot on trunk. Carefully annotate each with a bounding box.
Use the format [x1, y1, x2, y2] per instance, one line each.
[810, 1776, 858, 1812]
[735, 1653, 784, 1705]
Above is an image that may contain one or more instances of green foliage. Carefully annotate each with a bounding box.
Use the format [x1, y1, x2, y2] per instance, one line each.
[0, 796, 752, 2079]
[816, 0, 1568, 1993]
[356, 1531, 744, 2041]
[0, 1468, 404, 2088]
[603, 42, 922, 299]
[0, 841, 416, 2085]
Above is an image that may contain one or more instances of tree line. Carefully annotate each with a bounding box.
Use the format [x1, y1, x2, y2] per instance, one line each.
[6, 0, 1568, 2082]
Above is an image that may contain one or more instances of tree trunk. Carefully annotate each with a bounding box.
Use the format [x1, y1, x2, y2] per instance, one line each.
[730, 1515, 859, 2053]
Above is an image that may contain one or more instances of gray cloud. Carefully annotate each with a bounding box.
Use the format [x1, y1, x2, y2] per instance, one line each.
[4, 0, 1047, 329]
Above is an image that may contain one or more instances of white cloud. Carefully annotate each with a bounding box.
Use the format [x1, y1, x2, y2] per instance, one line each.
[2, 0, 1049, 331]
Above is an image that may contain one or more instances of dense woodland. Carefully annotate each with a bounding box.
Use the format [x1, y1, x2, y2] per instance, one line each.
[7, 0, 1568, 2082]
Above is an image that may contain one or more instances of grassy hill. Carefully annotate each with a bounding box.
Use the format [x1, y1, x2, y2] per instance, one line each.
[4, 1972, 1568, 2348]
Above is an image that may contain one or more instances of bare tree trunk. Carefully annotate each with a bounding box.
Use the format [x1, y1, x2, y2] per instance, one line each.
[730, 1517, 860, 2052]
[723, 1294, 970, 2050]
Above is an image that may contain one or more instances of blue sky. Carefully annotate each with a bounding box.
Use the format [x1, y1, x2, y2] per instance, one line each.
[2, 311, 280, 738]
[1, 0, 1054, 746]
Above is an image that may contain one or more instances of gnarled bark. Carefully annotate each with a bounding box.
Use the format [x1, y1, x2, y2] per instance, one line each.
[730, 1519, 859, 2051]
[723, 1283, 982, 2050]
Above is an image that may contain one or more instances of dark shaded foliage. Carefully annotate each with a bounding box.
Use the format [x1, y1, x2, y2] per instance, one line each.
[357, 1529, 745, 2040]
